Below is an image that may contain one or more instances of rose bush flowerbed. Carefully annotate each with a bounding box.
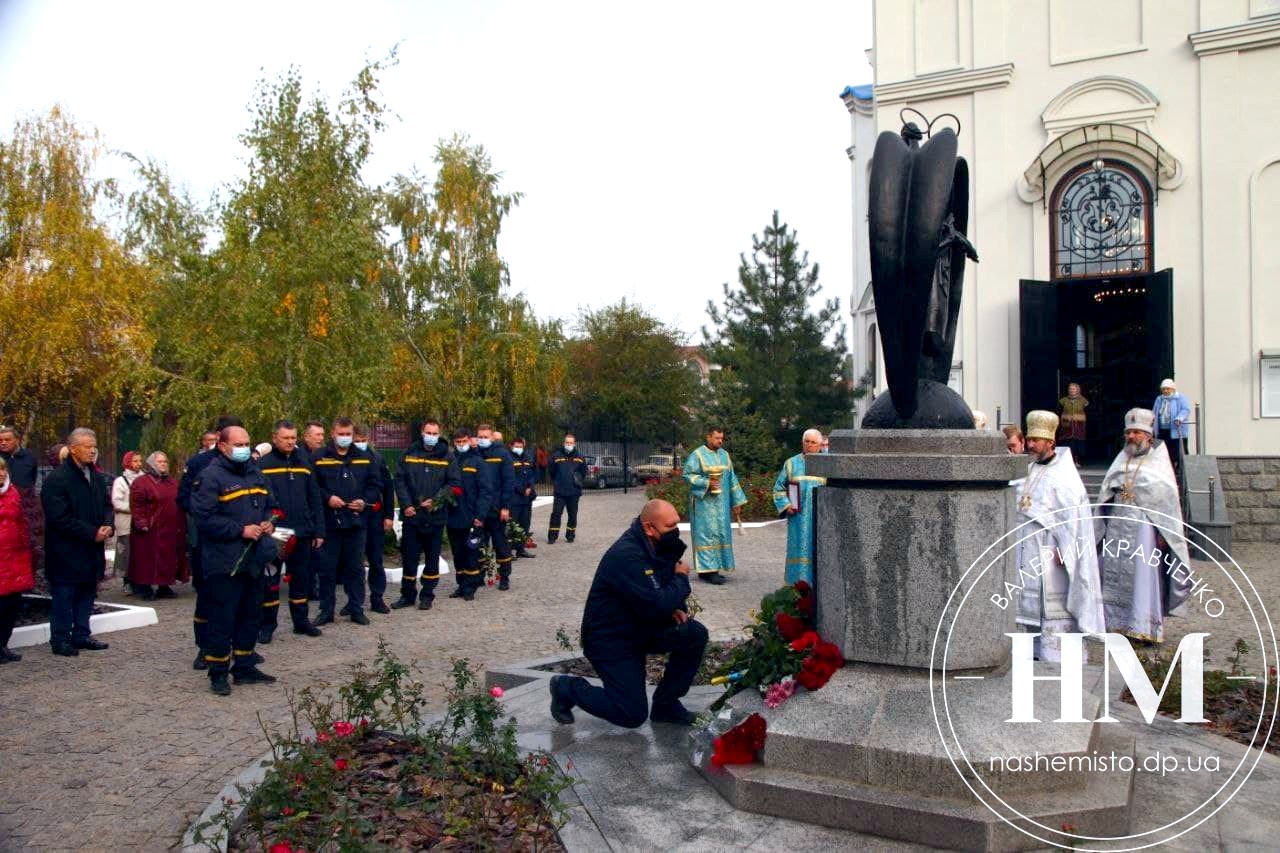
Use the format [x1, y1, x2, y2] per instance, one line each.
[193, 643, 571, 852]
[643, 473, 780, 522]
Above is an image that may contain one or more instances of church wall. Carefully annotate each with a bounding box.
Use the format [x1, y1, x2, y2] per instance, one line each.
[866, 0, 1279, 453]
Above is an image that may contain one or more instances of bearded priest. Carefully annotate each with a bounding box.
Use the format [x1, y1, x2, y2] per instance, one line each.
[1094, 408, 1191, 644]
[1013, 411, 1105, 661]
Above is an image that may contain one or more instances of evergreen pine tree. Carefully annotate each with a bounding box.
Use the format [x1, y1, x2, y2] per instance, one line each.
[704, 211, 854, 449]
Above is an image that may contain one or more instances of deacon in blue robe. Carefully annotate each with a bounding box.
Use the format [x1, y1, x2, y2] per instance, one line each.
[683, 429, 747, 583]
[772, 430, 826, 585]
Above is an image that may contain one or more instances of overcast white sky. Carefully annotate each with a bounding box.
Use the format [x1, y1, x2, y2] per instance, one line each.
[0, 0, 872, 341]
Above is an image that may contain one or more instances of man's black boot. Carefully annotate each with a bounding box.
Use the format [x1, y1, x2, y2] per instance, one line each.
[314, 612, 334, 627]
[370, 598, 391, 614]
[293, 622, 323, 637]
[51, 643, 78, 657]
[257, 627, 274, 645]
[448, 588, 465, 598]
[498, 576, 510, 591]
[650, 701, 697, 726]
[210, 672, 231, 696]
[418, 598, 433, 610]
[232, 666, 277, 685]
[549, 675, 575, 725]
[391, 596, 416, 609]
[699, 572, 726, 585]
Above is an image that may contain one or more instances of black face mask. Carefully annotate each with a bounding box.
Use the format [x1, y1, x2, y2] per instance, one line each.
[654, 527, 683, 557]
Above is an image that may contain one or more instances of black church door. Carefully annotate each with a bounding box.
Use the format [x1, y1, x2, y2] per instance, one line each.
[1019, 269, 1173, 464]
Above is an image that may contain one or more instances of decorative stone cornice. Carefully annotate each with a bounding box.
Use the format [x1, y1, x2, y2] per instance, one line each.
[1188, 15, 1280, 56]
[873, 63, 1014, 106]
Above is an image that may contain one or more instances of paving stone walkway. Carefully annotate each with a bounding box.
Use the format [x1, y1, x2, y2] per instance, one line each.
[0, 488, 1275, 851]
[0, 491, 786, 851]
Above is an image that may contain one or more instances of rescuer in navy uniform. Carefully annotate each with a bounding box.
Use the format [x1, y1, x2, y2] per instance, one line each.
[311, 417, 382, 625]
[392, 419, 459, 610]
[190, 425, 279, 696]
[549, 499, 706, 728]
[256, 419, 325, 642]
[446, 428, 482, 600]
[178, 415, 242, 671]
[509, 437, 537, 559]
[547, 432, 587, 543]
[473, 424, 515, 590]
[353, 425, 395, 614]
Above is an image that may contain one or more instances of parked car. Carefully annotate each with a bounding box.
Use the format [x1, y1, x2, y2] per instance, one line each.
[582, 455, 636, 489]
[633, 454, 680, 485]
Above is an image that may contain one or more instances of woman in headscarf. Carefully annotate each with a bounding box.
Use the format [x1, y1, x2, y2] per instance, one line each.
[0, 457, 34, 662]
[128, 452, 187, 600]
[112, 451, 144, 592]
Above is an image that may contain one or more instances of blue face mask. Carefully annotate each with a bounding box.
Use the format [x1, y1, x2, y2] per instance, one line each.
[423, 434, 439, 447]
[335, 435, 353, 449]
[230, 446, 252, 464]
[455, 443, 469, 454]
[477, 438, 492, 449]
[354, 441, 368, 452]
[564, 444, 575, 454]
[821, 446, 830, 454]
[512, 446, 524, 456]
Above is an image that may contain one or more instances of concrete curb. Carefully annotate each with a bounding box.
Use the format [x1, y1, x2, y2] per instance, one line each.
[9, 595, 158, 649]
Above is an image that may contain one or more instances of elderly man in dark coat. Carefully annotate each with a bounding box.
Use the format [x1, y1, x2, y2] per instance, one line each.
[41, 427, 113, 657]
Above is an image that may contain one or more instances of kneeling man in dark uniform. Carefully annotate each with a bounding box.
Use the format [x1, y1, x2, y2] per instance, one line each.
[549, 499, 707, 727]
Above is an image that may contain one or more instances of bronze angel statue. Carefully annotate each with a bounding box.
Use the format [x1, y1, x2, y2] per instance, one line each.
[863, 117, 979, 428]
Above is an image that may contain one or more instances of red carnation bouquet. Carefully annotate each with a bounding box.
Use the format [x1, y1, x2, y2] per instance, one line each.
[711, 713, 768, 767]
[269, 508, 297, 561]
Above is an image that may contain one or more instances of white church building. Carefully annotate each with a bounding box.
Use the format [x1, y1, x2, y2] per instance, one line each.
[846, 1, 1280, 501]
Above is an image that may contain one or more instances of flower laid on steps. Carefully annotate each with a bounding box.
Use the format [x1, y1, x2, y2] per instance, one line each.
[711, 713, 768, 766]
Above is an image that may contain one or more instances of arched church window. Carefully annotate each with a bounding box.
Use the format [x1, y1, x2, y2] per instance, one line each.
[1050, 159, 1152, 280]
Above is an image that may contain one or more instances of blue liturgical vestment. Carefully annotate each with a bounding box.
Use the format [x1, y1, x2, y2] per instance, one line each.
[682, 445, 747, 574]
[771, 453, 825, 585]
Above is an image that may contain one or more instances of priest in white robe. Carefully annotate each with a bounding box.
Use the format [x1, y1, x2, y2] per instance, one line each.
[1013, 411, 1105, 661]
[1094, 408, 1191, 644]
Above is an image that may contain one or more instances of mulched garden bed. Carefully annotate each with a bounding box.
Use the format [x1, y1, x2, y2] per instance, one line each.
[535, 640, 742, 686]
[230, 730, 564, 852]
[16, 595, 112, 628]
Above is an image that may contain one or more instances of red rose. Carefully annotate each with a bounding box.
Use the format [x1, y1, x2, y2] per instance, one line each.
[795, 593, 814, 618]
[334, 758, 348, 771]
[793, 580, 811, 595]
[271, 508, 287, 521]
[774, 612, 807, 642]
[371, 501, 382, 513]
[789, 631, 819, 652]
[451, 486, 463, 497]
[280, 806, 295, 816]
[332, 720, 355, 737]
[270, 843, 294, 853]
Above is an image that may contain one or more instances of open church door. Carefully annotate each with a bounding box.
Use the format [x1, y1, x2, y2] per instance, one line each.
[1144, 269, 1174, 394]
[1020, 279, 1059, 419]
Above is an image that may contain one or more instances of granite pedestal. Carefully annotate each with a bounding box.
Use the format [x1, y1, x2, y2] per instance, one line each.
[697, 430, 1137, 851]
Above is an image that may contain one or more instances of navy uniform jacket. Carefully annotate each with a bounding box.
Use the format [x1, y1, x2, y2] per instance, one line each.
[370, 451, 395, 522]
[0, 447, 38, 491]
[191, 454, 278, 576]
[580, 518, 690, 661]
[475, 442, 514, 520]
[447, 448, 480, 529]
[41, 458, 113, 584]
[550, 447, 587, 497]
[511, 453, 537, 507]
[258, 447, 325, 539]
[311, 444, 382, 532]
[176, 447, 217, 514]
[395, 439, 459, 530]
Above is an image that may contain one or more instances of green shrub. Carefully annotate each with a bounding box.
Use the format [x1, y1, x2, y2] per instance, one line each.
[645, 472, 781, 522]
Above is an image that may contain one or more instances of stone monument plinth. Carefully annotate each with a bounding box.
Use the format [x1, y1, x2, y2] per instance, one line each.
[698, 429, 1136, 851]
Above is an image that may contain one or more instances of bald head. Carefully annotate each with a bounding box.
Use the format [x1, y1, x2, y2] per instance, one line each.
[219, 426, 251, 461]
